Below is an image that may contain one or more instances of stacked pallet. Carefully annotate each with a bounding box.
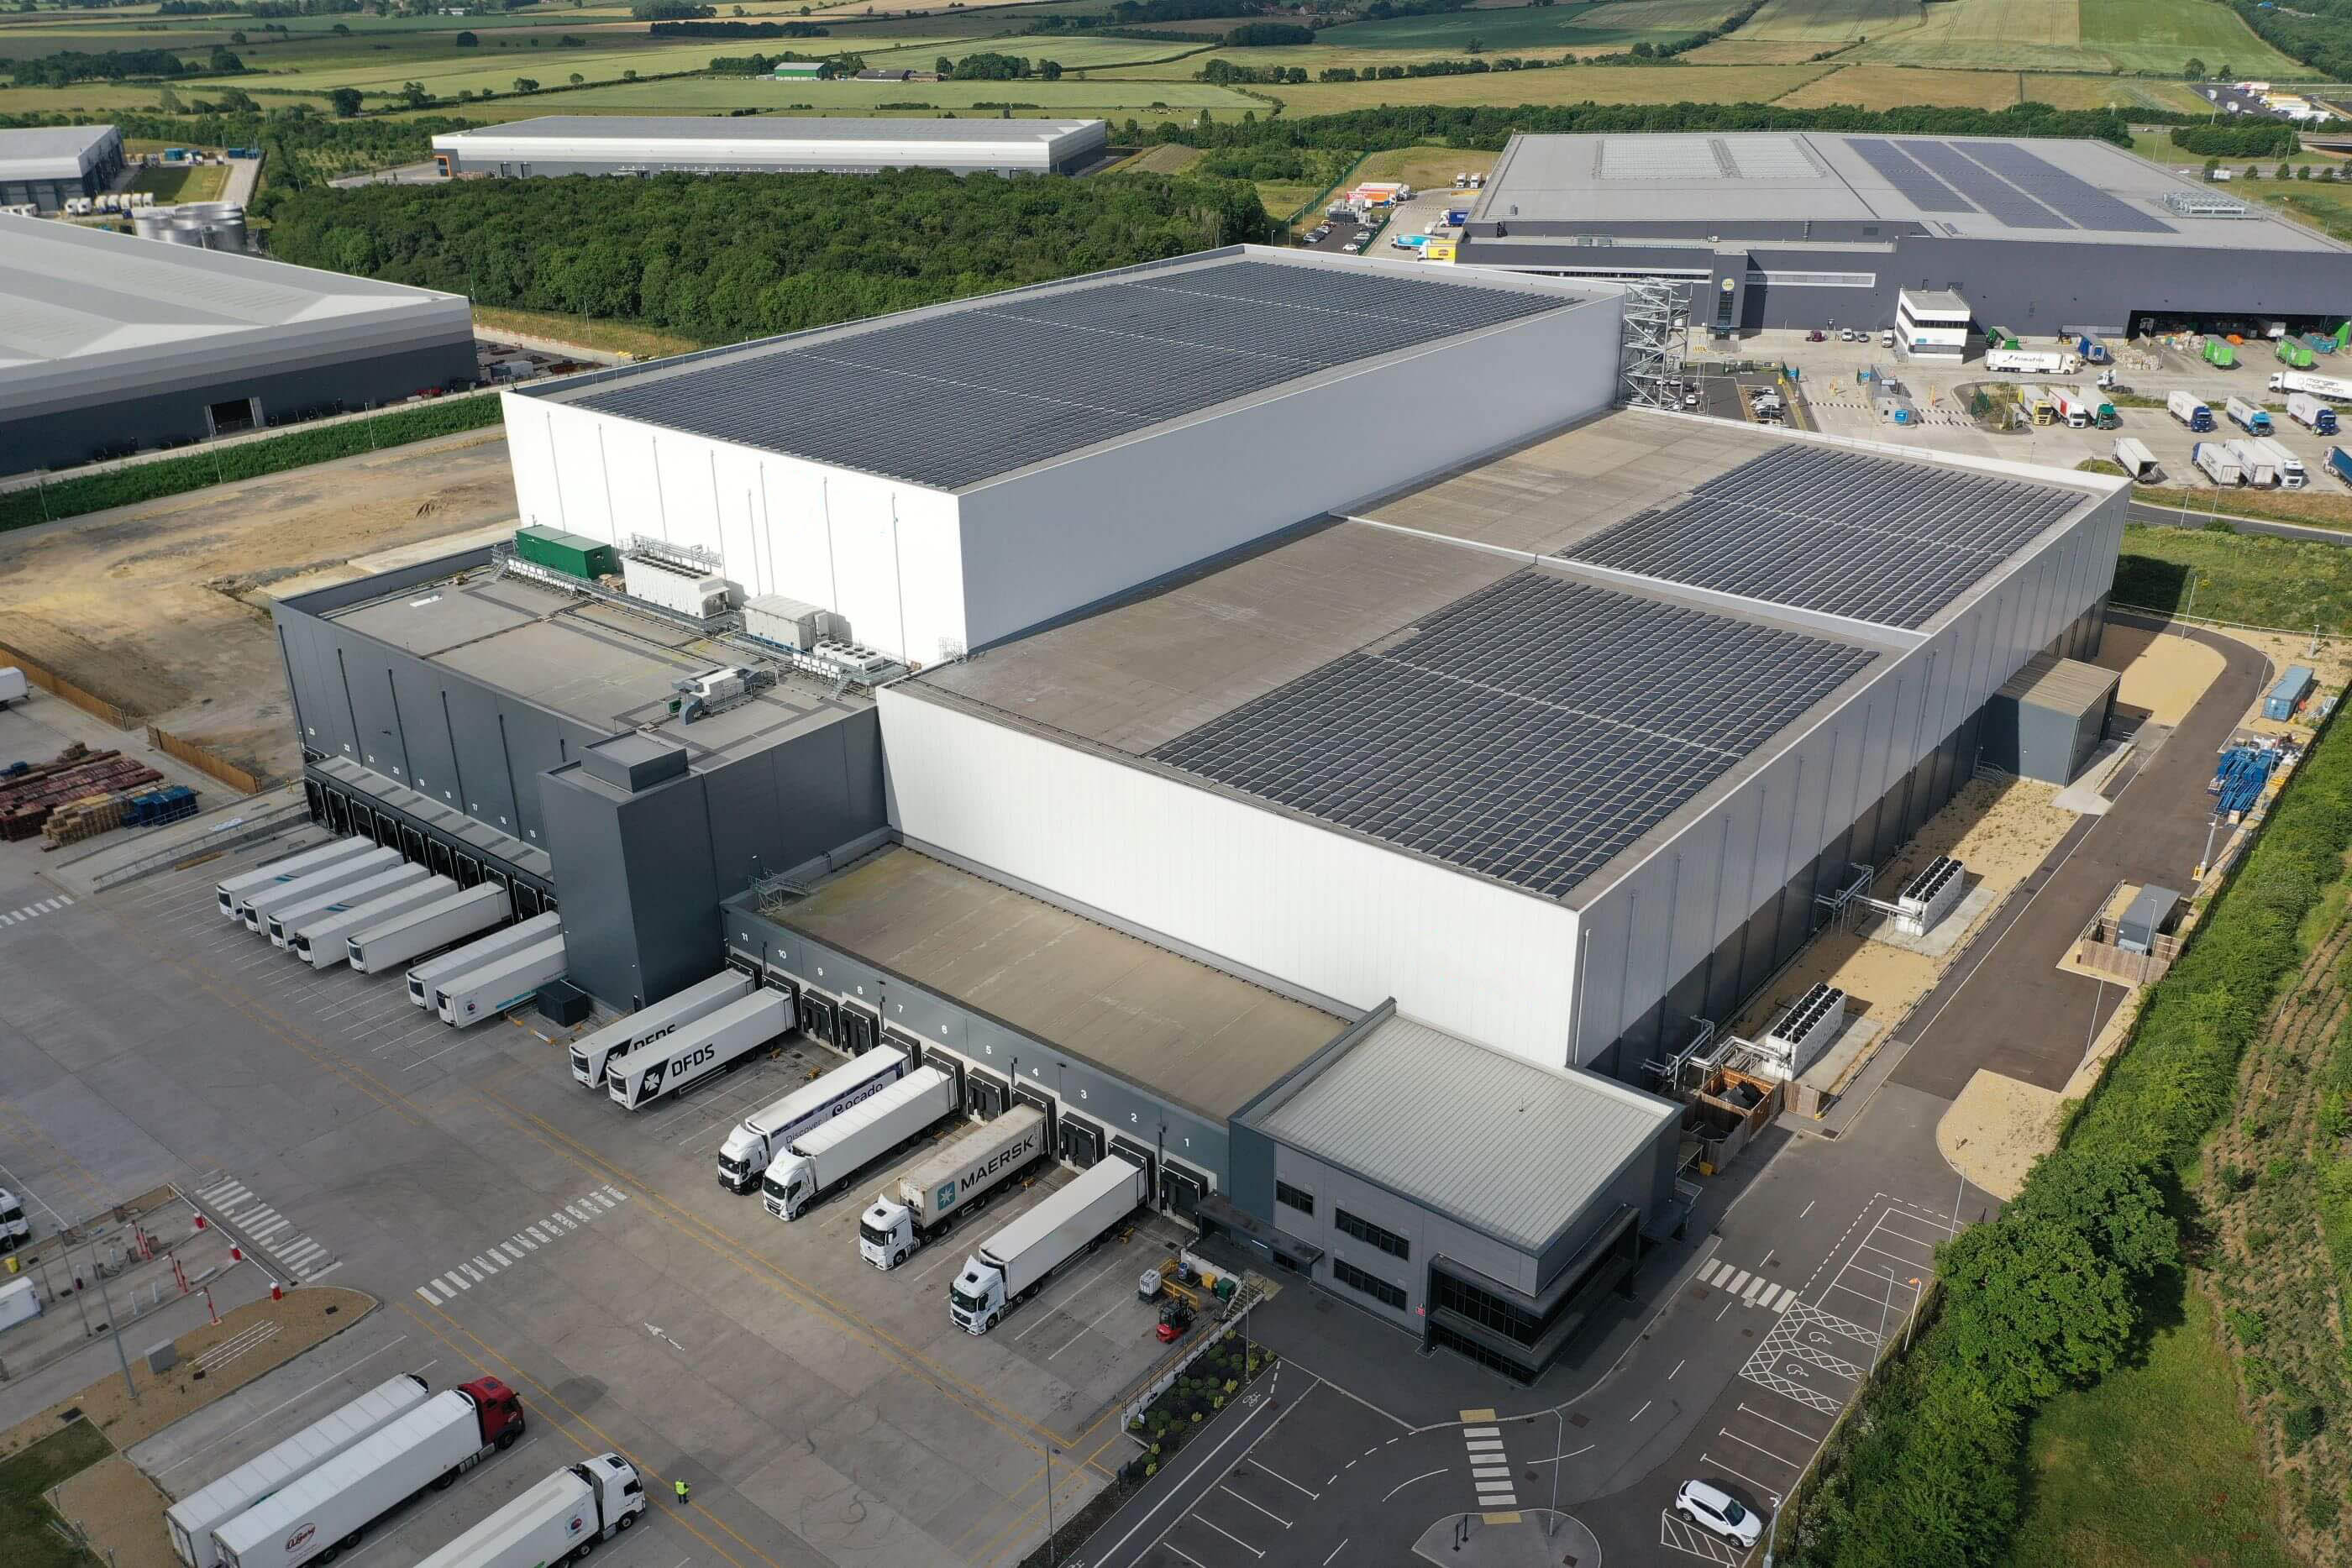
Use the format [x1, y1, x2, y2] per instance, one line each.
[42, 793, 126, 846]
[0, 747, 165, 842]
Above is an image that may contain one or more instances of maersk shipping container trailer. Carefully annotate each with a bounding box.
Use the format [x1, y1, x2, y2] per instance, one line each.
[433, 936, 567, 1026]
[216, 837, 375, 918]
[570, 970, 753, 1089]
[407, 912, 559, 1006]
[348, 884, 510, 974]
[861, 1104, 1047, 1270]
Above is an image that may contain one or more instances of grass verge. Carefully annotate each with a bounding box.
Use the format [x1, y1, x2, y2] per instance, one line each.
[470, 305, 707, 360]
[2115, 522, 2352, 633]
[0, 1421, 112, 1568]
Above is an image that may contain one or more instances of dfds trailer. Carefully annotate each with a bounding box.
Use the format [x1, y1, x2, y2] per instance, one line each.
[217, 839, 375, 918]
[409, 1455, 643, 1568]
[166, 1374, 432, 1568]
[407, 913, 559, 1006]
[759, 1067, 958, 1220]
[571, 970, 752, 1089]
[606, 989, 790, 1109]
[287, 874, 454, 968]
[211, 1377, 523, 1568]
[716, 1047, 907, 1192]
[434, 936, 567, 1026]
[950, 1156, 1150, 1335]
[266, 862, 433, 947]
[238, 847, 400, 931]
[862, 1104, 1047, 1270]
[348, 884, 510, 974]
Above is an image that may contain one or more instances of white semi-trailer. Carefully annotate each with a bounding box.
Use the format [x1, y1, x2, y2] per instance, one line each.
[607, 990, 790, 1109]
[288, 875, 456, 968]
[2228, 438, 2280, 487]
[2192, 441, 2244, 485]
[2288, 391, 2341, 434]
[267, 862, 433, 947]
[434, 936, 567, 1026]
[716, 1047, 907, 1192]
[2250, 435, 2308, 488]
[1985, 348, 2076, 375]
[2271, 370, 2352, 400]
[408, 1454, 643, 1568]
[759, 1067, 958, 1220]
[571, 970, 753, 1089]
[211, 1377, 525, 1568]
[407, 913, 559, 1007]
[861, 1104, 1047, 1270]
[166, 1374, 432, 1568]
[238, 847, 402, 931]
[217, 839, 375, 918]
[2112, 437, 2159, 481]
[950, 1156, 1150, 1334]
[349, 884, 510, 974]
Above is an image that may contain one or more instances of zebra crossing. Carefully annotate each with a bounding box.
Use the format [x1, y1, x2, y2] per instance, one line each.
[1695, 1256, 1800, 1314]
[0, 894, 72, 926]
[413, 1185, 628, 1306]
[1462, 1422, 1517, 1512]
[192, 1172, 343, 1284]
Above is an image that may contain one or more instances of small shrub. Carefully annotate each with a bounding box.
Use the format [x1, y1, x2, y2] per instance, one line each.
[2284, 1403, 2324, 1452]
[2227, 1306, 2266, 1344]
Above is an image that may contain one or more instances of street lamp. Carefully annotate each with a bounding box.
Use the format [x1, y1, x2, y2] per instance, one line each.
[1903, 1278, 1924, 1352]
[1044, 1447, 1058, 1567]
[1548, 1407, 1563, 1537]
[1763, 1491, 1783, 1568]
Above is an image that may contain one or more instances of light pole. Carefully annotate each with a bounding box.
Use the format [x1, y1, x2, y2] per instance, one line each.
[1877, 1265, 1895, 1361]
[1548, 1406, 1563, 1537]
[1763, 1491, 1783, 1568]
[1044, 1447, 1058, 1567]
[1903, 1278, 1924, 1353]
[87, 1235, 137, 1402]
[2082, 969, 2108, 1079]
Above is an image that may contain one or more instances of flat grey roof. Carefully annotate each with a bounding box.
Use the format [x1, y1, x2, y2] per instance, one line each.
[770, 846, 1347, 1120]
[1474, 132, 2346, 253]
[1998, 652, 2118, 715]
[324, 566, 867, 767]
[531, 249, 1594, 491]
[1252, 1014, 1677, 1252]
[1900, 288, 1971, 314]
[435, 115, 1099, 146]
[0, 124, 115, 181]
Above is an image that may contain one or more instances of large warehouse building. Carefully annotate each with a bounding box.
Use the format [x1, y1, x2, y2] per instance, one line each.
[1452, 130, 2352, 337]
[429, 116, 1109, 180]
[0, 123, 125, 212]
[0, 215, 477, 475]
[273, 246, 2124, 1377]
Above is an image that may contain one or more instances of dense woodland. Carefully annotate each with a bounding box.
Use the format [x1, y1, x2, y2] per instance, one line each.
[260, 169, 1274, 340]
[2228, 0, 2352, 81]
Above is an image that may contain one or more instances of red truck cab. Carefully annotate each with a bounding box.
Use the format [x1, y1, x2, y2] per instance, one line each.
[458, 1377, 526, 1448]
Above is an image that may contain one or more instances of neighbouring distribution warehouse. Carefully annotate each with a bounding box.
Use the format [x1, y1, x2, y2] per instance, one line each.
[0, 123, 124, 212]
[0, 213, 478, 475]
[428, 116, 1110, 179]
[1448, 130, 2352, 338]
[272, 245, 2126, 1378]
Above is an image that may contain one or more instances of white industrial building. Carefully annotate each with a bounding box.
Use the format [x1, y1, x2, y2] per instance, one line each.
[0, 123, 124, 212]
[0, 214, 477, 475]
[431, 116, 1108, 180]
[1896, 287, 1971, 359]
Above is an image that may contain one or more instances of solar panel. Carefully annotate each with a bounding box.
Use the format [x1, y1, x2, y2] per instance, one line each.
[567, 259, 1567, 489]
[1561, 446, 2082, 629]
[1955, 141, 2175, 235]
[1844, 137, 1977, 214]
[1150, 572, 1873, 899]
[1897, 139, 2074, 230]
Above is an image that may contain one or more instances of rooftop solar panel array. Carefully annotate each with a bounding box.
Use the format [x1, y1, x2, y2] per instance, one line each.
[1897, 140, 2072, 230]
[1562, 446, 2082, 629]
[1151, 571, 1873, 899]
[1845, 137, 1977, 214]
[570, 260, 1566, 489]
[1956, 140, 2175, 234]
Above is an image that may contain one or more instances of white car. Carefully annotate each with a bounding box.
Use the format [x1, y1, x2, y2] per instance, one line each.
[1341, 242, 1362, 254]
[1675, 1480, 1764, 1548]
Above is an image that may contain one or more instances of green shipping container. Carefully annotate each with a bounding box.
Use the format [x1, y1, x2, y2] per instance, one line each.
[515, 526, 619, 580]
[2280, 338, 2316, 368]
[2204, 340, 2238, 368]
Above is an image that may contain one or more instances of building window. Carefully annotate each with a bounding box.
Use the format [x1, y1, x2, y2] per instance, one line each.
[1275, 1181, 1315, 1217]
[1332, 1257, 1407, 1310]
[1335, 1209, 1410, 1261]
[1431, 1270, 1548, 1348]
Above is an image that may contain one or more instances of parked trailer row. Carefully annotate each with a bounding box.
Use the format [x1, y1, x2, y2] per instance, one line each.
[435, 936, 568, 1026]
[349, 884, 511, 974]
[217, 838, 376, 918]
[572, 970, 753, 1089]
[289, 874, 457, 968]
[267, 861, 432, 947]
[168, 1375, 432, 1568]
[238, 846, 401, 931]
[950, 1155, 1151, 1335]
[606, 989, 791, 1109]
[407, 914, 559, 1007]
[718, 1045, 906, 1191]
[761, 1067, 958, 1221]
[411, 1455, 643, 1568]
[863, 1104, 1047, 1271]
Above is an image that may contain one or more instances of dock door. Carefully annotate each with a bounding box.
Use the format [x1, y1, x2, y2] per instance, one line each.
[839, 999, 880, 1057]
[1059, 1112, 1104, 1170]
[1108, 1136, 1158, 1206]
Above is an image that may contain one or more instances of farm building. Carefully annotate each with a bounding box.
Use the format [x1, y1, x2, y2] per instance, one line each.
[1453, 130, 2352, 337]
[0, 123, 124, 212]
[272, 246, 2124, 1377]
[0, 213, 476, 476]
[429, 116, 1108, 179]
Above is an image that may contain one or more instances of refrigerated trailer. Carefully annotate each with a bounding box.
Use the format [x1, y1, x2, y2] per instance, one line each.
[2113, 437, 2160, 481]
[2193, 441, 2244, 485]
[571, 970, 753, 1089]
[606, 989, 790, 1109]
[434, 936, 567, 1026]
[211, 1377, 524, 1568]
[407, 914, 559, 1007]
[266, 862, 433, 947]
[759, 1067, 958, 1220]
[2228, 438, 2279, 487]
[167, 1375, 432, 1568]
[2271, 370, 2352, 400]
[290, 875, 457, 969]
[862, 1104, 1047, 1270]
[348, 884, 510, 974]
[2167, 390, 2215, 431]
[238, 847, 402, 931]
[217, 839, 375, 918]
[717, 1047, 908, 1192]
[950, 1155, 1151, 1334]
[2226, 396, 2276, 436]
[409, 1455, 643, 1568]
[2288, 392, 2340, 434]
[2251, 435, 2307, 488]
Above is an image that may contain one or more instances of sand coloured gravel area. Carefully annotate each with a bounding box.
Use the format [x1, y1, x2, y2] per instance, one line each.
[1939, 987, 2141, 1198]
[51, 1451, 180, 1568]
[2095, 622, 2225, 729]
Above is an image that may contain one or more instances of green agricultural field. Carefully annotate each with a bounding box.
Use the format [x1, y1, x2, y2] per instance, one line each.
[1851, 0, 2302, 74]
[1247, 58, 1827, 111]
[861, 34, 1213, 69]
[1316, 0, 1738, 53]
[412, 70, 1262, 113]
[1732, 0, 1919, 41]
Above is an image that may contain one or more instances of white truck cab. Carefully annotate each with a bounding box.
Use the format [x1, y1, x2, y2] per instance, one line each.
[0, 1188, 28, 1252]
[860, 1198, 918, 1270]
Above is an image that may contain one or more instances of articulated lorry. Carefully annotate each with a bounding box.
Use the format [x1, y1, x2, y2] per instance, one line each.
[167, 1375, 432, 1568]
[2225, 396, 2275, 436]
[2166, 391, 2214, 432]
[2287, 392, 2341, 435]
[2272, 370, 2352, 400]
[2050, 388, 2092, 428]
[2075, 385, 2118, 428]
[0, 1187, 28, 1252]
[2250, 435, 2308, 488]
[348, 884, 510, 975]
[288, 875, 456, 969]
[949, 1156, 1150, 1335]
[266, 861, 433, 947]
[2112, 437, 2160, 481]
[572, 970, 752, 1089]
[434, 936, 567, 1026]
[2228, 438, 2280, 488]
[2193, 441, 2245, 485]
[717, 1046, 906, 1192]
[2331, 447, 2352, 488]
[409, 1455, 643, 1568]
[211, 1377, 524, 1568]
[237, 847, 401, 932]
[1985, 348, 2076, 375]
[606, 989, 790, 1109]
[759, 1067, 958, 1220]
[407, 913, 559, 1007]
[217, 839, 375, 918]
[862, 1104, 1047, 1270]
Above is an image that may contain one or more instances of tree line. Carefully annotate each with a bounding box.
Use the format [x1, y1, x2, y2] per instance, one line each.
[2171, 121, 2302, 157]
[11, 45, 240, 87]
[2223, 0, 2352, 81]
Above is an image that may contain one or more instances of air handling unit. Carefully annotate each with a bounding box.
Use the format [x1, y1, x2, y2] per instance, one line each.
[1894, 856, 1966, 936]
[1761, 983, 1847, 1078]
[513, 526, 619, 581]
[621, 538, 732, 621]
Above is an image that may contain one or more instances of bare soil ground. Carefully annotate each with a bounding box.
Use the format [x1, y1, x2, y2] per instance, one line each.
[52, 1452, 177, 1568]
[0, 433, 518, 785]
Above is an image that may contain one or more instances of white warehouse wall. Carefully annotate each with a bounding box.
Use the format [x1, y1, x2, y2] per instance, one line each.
[879, 690, 1583, 1064]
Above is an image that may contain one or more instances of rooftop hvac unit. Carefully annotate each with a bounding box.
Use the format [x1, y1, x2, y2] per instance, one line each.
[1894, 856, 1966, 936]
[811, 639, 895, 679]
[1764, 983, 1846, 1078]
[622, 553, 732, 621]
[676, 666, 752, 703]
[742, 594, 842, 651]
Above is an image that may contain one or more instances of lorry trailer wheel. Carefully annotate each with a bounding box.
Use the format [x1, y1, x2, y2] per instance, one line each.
[575, 1537, 596, 1560]
[433, 1470, 458, 1491]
